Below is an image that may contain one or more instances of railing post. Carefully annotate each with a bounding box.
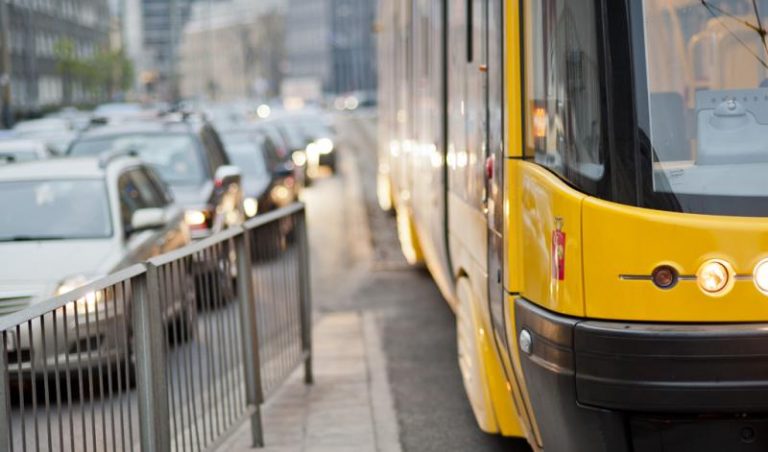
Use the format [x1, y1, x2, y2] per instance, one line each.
[0, 332, 9, 452]
[235, 229, 265, 447]
[133, 266, 171, 452]
[297, 208, 314, 384]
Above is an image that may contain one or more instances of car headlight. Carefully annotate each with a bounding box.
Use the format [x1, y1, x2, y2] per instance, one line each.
[56, 275, 104, 315]
[184, 209, 209, 229]
[270, 185, 292, 206]
[243, 197, 259, 218]
[56, 275, 90, 296]
[315, 138, 334, 155]
[292, 150, 307, 167]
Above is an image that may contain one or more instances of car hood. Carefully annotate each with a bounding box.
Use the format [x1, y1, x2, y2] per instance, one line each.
[170, 182, 213, 209]
[0, 240, 118, 285]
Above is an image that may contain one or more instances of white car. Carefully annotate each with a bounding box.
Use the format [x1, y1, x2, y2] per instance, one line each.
[0, 139, 54, 164]
[0, 153, 194, 376]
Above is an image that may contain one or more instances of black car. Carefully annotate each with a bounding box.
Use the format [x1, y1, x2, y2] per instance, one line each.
[218, 127, 298, 218]
[249, 121, 307, 189]
[67, 117, 244, 240]
[272, 113, 337, 176]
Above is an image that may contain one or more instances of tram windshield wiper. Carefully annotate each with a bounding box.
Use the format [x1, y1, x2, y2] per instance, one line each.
[700, 0, 768, 69]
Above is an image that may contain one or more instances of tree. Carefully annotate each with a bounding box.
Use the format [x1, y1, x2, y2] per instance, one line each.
[54, 38, 136, 104]
[53, 39, 83, 105]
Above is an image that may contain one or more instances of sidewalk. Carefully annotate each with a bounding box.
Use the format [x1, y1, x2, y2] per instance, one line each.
[215, 311, 401, 452]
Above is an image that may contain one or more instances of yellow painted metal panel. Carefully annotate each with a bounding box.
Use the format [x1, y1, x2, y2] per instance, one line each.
[519, 163, 586, 317]
[583, 197, 768, 322]
[505, 0, 522, 158]
[503, 0, 524, 294]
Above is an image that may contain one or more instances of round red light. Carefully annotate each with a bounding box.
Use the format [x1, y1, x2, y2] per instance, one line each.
[652, 265, 678, 289]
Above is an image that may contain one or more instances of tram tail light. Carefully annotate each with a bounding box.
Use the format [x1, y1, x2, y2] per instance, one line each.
[533, 107, 548, 138]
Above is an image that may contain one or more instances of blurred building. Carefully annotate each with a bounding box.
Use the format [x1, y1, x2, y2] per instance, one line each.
[284, 0, 331, 98]
[329, 0, 377, 94]
[139, 0, 195, 99]
[1, 0, 111, 114]
[284, 0, 377, 96]
[115, 0, 145, 92]
[179, 0, 286, 102]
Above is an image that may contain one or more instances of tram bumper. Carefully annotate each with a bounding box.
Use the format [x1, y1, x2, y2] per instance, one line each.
[515, 297, 768, 452]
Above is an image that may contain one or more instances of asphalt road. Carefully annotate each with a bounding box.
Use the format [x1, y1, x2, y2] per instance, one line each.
[333, 112, 531, 452]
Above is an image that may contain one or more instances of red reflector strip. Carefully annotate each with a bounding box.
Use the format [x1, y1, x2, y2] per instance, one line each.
[552, 229, 566, 281]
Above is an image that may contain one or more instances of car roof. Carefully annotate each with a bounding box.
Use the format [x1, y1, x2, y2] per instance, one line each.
[13, 118, 71, 132]
[0, 156, 141, 181]
[76, 120, 203, 140]
[0, 139, 48, 152]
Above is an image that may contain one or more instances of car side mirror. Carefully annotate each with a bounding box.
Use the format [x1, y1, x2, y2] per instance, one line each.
[129, 208, 166, 236]
[215, 165, 242, 188]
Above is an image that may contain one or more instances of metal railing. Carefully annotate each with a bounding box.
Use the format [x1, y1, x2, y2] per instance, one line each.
[0, 203, 312, 452]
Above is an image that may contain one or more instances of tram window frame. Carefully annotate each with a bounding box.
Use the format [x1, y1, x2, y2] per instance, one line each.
[521, 0, 608, 196]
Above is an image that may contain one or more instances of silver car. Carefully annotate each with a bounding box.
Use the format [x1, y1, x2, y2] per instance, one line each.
[0, 154, 194, 376]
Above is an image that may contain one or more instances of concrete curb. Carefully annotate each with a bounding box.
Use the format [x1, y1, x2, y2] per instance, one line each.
[363, 311, 403, 452]
[338, 115, 375, 266]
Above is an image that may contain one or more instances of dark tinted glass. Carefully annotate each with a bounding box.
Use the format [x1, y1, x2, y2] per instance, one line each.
[523, 0, 604, 191]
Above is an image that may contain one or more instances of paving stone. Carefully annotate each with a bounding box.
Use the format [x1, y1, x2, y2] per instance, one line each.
[215, 311, 399, 452]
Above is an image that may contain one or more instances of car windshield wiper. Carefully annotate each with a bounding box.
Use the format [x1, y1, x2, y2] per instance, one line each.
[701, 0, 768, 70]
[0, 235, 68, 242]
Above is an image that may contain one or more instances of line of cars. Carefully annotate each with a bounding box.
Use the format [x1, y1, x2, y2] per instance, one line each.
[0, 102, 337, 376]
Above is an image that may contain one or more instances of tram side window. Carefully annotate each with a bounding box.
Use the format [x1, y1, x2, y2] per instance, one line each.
[523, 0, 604, 190]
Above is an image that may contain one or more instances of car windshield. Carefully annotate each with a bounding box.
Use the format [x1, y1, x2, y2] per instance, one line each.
[638, 0, 768, 213]
[222, 136, 270, 180]
[0, 179, 112, 241]
[69, 133, 206, 186]
[93, 103, 143, 115]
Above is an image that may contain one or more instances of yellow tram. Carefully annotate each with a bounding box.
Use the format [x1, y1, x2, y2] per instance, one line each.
[378, 0, 768, 450]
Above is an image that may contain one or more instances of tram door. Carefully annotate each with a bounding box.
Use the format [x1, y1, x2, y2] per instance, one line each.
[483, 0, 506, 352]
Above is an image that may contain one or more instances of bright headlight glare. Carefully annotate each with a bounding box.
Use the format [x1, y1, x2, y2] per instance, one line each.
[56, 275, 89, 296]
[292, 150, 307, 167]
[57, 276, 103, 314]
[243, 197, 259, 218]
[315, 138, 334, 155]
[256, 104, 271, 119]
[73, 291, 102, 314]
[270, 185, 292, 206]
[697, 260, 732, 295]
[184, 210, 207, 227]
[754, 259, 768, 294]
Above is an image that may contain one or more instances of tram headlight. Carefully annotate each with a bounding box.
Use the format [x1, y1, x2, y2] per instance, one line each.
[697, 260, 733, 296]
[754, 259, 768, 295]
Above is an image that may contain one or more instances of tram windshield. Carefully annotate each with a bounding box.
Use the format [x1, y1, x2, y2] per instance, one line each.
[638, 0, 768, 213]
